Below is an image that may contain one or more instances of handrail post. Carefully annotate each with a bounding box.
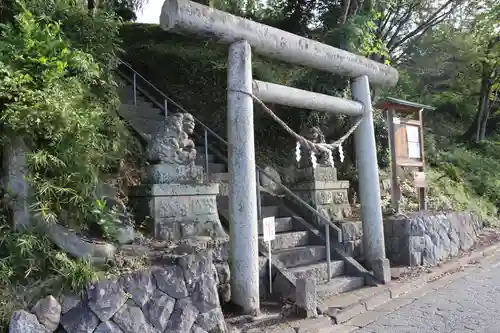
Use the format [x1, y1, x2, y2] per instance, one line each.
[164, 98, 168, 118]
[133, 73, 137, 106]
[256, 169, 262, 220]
[204, 129, 209, 173]
[325, 221, 331, 282]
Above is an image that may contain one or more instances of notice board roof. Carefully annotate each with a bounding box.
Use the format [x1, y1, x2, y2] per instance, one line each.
[375, 97, 435, 112]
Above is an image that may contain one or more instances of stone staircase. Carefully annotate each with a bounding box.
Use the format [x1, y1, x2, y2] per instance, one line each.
[117, 83, 369, 303]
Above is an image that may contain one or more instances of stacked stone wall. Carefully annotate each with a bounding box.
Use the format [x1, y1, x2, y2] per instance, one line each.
[339, 212, 484, 266]
[9, 250, 228, 333]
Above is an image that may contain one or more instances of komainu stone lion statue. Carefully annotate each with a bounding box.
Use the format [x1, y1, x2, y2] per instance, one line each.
[147, 112, 197, 165]
[298, 126, 330, 167]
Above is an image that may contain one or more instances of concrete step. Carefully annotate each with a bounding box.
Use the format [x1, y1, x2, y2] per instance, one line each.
[194, 152, 216, 163]
[119, 93, 147, 102]
[217, 215, 299, 235]
[125, 118, 162, 131]
[257, 217, 298, 235]
[122, 100, 155, 110]
[273, 246, 326, 268]
[123, 121, 157, 137]
[119, 112, 163, 126]
[122, 108, 165, 119]
[316, 276, 365, 298]
[120, 105, 164, 118]
[260, 231, 310, 250]
[195, 146, 205, 154]
[125, 116, 165, 126]
[207, 172, 229, 182]
[205, 162, 226, 173]
[261, 205, 283, 218]
[288, 261, 345, 282]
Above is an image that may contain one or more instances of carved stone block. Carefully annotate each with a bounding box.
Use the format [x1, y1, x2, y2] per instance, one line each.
[290, 177, 351, 226]
[129, 184, 227, 242]
[316, 190, 333, 205]
[146, 164, 204, 184]
[294, 166, 337, 183]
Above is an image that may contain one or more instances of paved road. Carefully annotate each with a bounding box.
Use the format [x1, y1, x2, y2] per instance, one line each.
[355, 255, 500, 333]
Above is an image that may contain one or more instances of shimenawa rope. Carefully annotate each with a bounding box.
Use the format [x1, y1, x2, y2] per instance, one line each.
[228, 88, 365, 154]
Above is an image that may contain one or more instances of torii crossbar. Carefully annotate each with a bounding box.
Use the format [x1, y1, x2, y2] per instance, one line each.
[160, 0, 399, 314]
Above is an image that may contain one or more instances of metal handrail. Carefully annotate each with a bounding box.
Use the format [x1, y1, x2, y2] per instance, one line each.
[117, 60, 228, 145]
[116, 59, 342, 280]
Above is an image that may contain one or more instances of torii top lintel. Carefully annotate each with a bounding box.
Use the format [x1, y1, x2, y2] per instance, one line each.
[159, 0, 399, 88]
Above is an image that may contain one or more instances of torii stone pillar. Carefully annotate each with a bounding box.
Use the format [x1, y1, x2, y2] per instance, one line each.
[160, 0, 398, 313]
[227, 40, 260, 314]
[352, 76, 389, 280]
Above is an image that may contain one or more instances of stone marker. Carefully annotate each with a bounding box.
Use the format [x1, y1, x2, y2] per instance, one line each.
[295, 278, 318, 318]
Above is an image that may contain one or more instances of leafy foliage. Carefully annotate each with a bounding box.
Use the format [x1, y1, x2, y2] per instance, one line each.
[0, 2, 127, 229]
[90, 199, 120, 240]
[0, 2, 134, 328]
[0, 224, 97, 290]
[0, 218, 98, 330]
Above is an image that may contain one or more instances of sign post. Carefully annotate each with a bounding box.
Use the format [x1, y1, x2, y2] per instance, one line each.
[262, 216, 276, 294]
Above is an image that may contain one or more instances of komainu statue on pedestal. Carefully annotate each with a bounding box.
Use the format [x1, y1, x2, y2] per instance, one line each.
[147, 112, 197, 165]
[298, 126, 330, 168]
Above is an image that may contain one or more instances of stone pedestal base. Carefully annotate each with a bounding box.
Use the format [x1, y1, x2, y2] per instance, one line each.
[146, 164, 204, 184]
[291, 167, 351, 224]
[130, 183, 228, 241]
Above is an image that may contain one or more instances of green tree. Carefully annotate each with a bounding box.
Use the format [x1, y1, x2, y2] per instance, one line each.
[461, 4, 500, 141]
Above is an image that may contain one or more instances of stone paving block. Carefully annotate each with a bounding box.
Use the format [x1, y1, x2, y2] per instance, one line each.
[344, 309, 391, 327]
[328, 301, 366, 324]
[371, 296, 415, 312]
[388, 279, 425, 298]
[327, 324, 360, 333]
[364, 290, 391, 310]
[323, 293, 363, 309]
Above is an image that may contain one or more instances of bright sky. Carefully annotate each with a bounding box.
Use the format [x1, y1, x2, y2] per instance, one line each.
[135, 0, 163, 24]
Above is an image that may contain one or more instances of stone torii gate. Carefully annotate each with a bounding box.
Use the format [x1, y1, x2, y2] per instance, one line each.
[159, 0, 399, 314]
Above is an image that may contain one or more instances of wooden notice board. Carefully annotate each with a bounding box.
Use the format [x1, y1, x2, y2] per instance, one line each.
[376, 97, 435, 213]
[393, 119, 424, 168]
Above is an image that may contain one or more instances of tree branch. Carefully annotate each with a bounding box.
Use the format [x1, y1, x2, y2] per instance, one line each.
[384, 3, 417, 49]
[389, 0, 459, 53]
[340, 0, 352, 24]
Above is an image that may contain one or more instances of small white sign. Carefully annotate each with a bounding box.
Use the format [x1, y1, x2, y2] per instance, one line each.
[406, 125, 420, 143]
[393, 117, 401, 124]
[262, 216, 276, 242]
[408, 142, 421, 158]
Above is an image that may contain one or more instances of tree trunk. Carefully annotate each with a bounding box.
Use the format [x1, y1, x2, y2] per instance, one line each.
[474, 76, 490, 142]
[462, 37, 496, 142]
[463, 77, 491, 142]
[478, 85, 492, 141]
[462, 109, 480, 141]
[88, 0, 98, 16]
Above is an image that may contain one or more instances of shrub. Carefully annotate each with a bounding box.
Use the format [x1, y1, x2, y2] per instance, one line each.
[0, 3, 127, 230]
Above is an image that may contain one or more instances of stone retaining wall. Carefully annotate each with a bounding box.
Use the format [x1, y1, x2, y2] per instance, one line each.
[9, 250, 228, 333]
[385, 211, 484, 266]
[339, 212, 484, 267]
